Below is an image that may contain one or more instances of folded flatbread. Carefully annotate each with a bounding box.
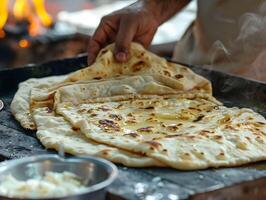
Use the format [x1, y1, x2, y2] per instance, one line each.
[10, 42, 266, 170]
[11, 76, 66, 130]
[66, 43, 212, 94]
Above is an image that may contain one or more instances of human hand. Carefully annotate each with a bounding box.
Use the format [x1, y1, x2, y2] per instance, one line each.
[87, 1, 159, 65]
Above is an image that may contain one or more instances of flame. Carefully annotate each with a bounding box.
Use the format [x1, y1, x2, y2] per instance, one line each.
[13, 0, 30, 20]
[19, 39, 30, 48]
[0, 0, 8, 31]
[32, 0, 53, 27]
[0, 0, 53, 37]
[28, 15, 42, 36]
[0, 30, 5, 38]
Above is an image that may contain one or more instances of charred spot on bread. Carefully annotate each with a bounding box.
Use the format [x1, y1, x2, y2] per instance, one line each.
[137, 126, 153, 133]
[213, 135, 223, 141]
[163, 70, 171, 77]
[165, 134, 182, 138]
[193, 115, 205, 122]
[145, 141, 162, 149]
[175, 74, 184, 79]
[144, 106, 154, 110]
[100, 149, 110, 156]
[99, 106, 110, 111]
[109, 114, 122, 121]
[166, 124, 180, 132]
[93, 77, 102, 80]
[132, 61, 145, 72]
[72, 127, 80, 131]
[123, 132, 139, 138]
[98, 119, 120, 131]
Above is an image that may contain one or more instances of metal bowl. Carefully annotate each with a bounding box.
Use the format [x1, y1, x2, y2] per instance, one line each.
[0, 154, 118, 200]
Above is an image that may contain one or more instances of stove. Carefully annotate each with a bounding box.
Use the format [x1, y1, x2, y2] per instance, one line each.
[0, 0, 89, 69]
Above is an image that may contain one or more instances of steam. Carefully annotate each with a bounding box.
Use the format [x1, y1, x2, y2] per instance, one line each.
[210, 40, 231, 68]
[210, 2, 266, 82]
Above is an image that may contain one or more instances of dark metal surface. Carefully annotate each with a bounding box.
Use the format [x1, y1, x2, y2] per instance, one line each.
[0, 56, 266, 200]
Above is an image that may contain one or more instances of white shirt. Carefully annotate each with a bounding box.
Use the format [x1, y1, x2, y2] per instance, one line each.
[173, 0, 266, 81]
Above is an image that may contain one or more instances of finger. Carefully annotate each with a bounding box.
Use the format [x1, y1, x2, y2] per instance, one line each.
[87, 17, 117, 65]
[134, 28, 157, 49]
[87, 26, 108, 65]
[115, 18, 137, 62]
[87, 37, 100, 65]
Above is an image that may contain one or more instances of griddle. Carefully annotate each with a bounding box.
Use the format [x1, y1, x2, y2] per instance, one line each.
[0, 56, 266, 200]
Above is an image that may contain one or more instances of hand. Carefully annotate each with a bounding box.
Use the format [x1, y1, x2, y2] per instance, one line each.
[87, 1, 159, 65]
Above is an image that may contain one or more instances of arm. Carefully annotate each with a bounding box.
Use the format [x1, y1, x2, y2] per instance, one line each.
[87, 0, 191, 65]
[144, 0, 192, 25]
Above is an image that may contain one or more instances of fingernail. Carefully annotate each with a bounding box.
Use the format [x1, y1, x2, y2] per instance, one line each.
[115, 52, 128, 62]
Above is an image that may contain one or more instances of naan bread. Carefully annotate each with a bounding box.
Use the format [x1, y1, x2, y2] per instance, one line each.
[11, 75, 165, 167]
[11, 42, 266, 170]
[56, 96, 266, 170]
[66, 43, 212, 95]
[33, 107, 164, 167]
[26, 43, 212, 123]
[11, 76, 67, 130]
[30, 75, 213, 112]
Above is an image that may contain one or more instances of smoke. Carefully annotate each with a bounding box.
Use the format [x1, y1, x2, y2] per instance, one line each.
[210, 2, 266, 82]
[209, 40, 232, 68]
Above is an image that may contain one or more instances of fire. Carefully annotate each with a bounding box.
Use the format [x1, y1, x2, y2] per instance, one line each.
[0, 0, 53, 37]
[0, 0, 8, 31]
[33, 0, 53, 27]
[19, 39, 30, 48]
[0, 30, 5, 38]
[13, 0, 29, 20]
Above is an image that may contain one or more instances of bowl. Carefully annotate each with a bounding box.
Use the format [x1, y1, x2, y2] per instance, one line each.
[0, 154, 118, 200]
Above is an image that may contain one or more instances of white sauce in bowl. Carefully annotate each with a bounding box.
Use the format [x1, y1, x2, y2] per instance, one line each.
[0, 171, 86, 198]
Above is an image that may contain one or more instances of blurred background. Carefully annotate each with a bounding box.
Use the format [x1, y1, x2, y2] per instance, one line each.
[1, 0, 265, 83]
[0, 0, 196, 69]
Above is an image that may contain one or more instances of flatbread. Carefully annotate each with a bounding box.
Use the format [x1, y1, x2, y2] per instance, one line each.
[56, 96, 266, 170]
[11, 76, 67, 130]
[11, 75, 165, 167]
[11, 42, 266, 170]
[21, 43, 212, 129]
[30, 74, 215, 112]
[65, 43, 212, 95]
[33, 107, 164, 167]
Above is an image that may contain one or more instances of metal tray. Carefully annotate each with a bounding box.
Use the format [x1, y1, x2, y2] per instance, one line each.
[0, 56, 266, 200]
[0, 155, 117, 200]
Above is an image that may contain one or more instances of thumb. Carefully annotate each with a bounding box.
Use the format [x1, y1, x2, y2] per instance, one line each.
[115, 19, 136, 62]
